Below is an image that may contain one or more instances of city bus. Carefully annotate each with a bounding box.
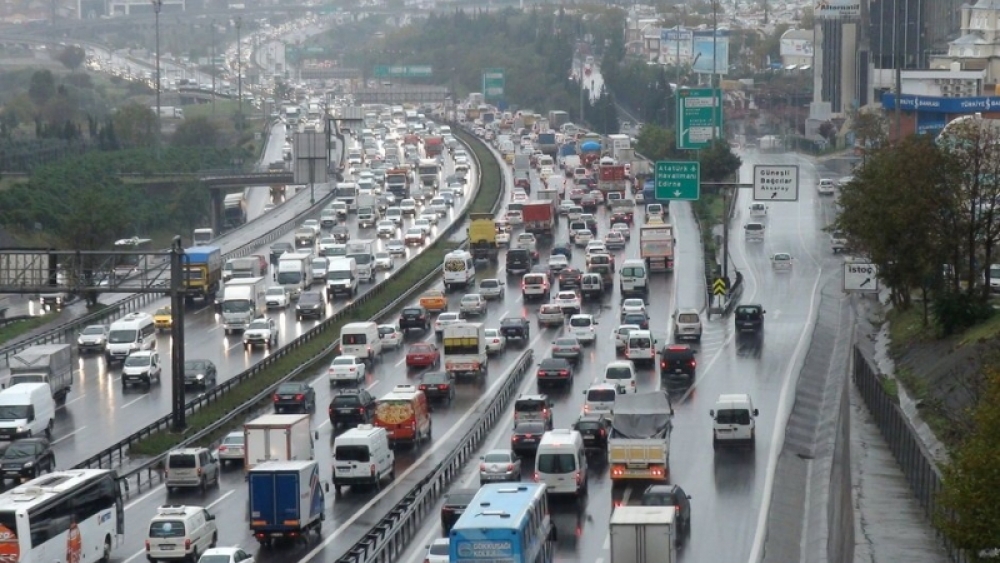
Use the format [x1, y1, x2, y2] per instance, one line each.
[113, 237, 153, 277]
[0, 469, 124, 563]
[449, 483, 554, 563]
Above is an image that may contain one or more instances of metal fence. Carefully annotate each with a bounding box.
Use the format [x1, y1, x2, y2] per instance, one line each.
[852, 346, 970, 563]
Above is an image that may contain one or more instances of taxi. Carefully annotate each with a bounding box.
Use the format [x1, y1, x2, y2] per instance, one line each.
[153, 306, 172, 333]
[419, 289, 448, 313]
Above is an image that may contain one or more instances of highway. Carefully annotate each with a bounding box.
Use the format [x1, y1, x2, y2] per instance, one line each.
[381, 149, 838, 563]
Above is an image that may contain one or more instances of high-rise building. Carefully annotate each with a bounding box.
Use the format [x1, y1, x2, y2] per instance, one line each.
[869, 0, 964, 69]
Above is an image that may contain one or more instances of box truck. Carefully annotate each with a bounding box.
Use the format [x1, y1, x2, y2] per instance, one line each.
[221, 276, 267, 334]
[6, 344, 73, 401]
[610, 506, 677, 563]
[244, 413, 314, 470]
[248, 460, 325, 544]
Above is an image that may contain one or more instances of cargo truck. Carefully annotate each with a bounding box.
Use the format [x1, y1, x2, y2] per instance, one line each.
[599, 163, 629, 199]
[223, 192, 248, 229]
[607, 134, 632, 160]
[6, 344, 73, 401]
[244, 413, 315, 470]
[227, 256, 262, 280]
[536, 132, 558, 156]
[608, 392, 673, 482]
[468, 213, 499, 262]
[443, 323, 487, 379]
[248, 460, 325, 545]
[424, 135, 445, 158]
[221, 276, 266, 334]
[548, 110, 569, 129]
[385, 167, 411, 199]
[522, 200, 556, 235]
[610, 506, 677, 563]
[639, 224, 675, 273]
[192, 228, 214, 246]
[183, 246, 223, 302]
[417, 159, 440, 189]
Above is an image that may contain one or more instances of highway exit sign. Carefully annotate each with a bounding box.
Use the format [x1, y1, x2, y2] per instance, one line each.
[655, 161, 700, 200]
[676, 88, 723, 150]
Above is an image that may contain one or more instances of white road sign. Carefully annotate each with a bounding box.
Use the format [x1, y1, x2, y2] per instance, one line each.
[844, 262, 879, 293]
[753, 165, 800, 201]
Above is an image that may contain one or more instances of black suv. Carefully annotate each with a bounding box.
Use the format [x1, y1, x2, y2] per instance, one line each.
[296, 291, 325, 320]
[441, 488, 479, 534]
[506, 249, 533, 275]
[0, 438, 55, 481]
[573, 414, 612, 451]
[660, 344, 698, 380]
[328, 389, 376, 429]
[399, 306, 431, 332]
[735, 304, 765, 334]
[641, 484, 692, 539]
[500, 317, 531, 341]
[273, 381, 316, 414]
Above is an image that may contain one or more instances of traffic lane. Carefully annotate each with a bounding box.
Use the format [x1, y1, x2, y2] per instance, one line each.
[49, 152, 471, 466]
[51, 185, 470, 468]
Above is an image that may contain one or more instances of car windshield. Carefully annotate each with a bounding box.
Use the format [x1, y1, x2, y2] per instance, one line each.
[124, 355, 149, 367]
[332, 395, 361, 407]
[108, 329, 136, 344]
[429, 542, 449, 557]
[678, 313, 699, 323]
[184, 360, 209, 371]
[333, 357, 355, 366]
[481, 280, 499, 288]
[537, 453, 576, 473]
[277, 383, 304, 394]
[439, 314, 459, 322]
[575, 420, 601, 431]
[570, 317, 592, 327]
[642, 491, 678, 506]
[515, 422, 546, 434]
[248, 320, 269, 330]
[0, 406, 29, 420]
[605, 367, 632, 379]
[148, 520, 185, 538]
[624, 314, 646, 324]
[266, 288, 285, 296]
[379, 326, 396, 336]
[3, 442, 40, 457]
[82, 326, 105, 335]
[335, 445, 370, 462]
[483, 452, 512, 463]
[554, 338, 578, 347]
[716, 409, 752, 425]
[588, 389, 617, 402]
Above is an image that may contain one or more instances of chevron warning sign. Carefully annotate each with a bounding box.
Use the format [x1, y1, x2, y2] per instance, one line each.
[713, 278, 728, 296]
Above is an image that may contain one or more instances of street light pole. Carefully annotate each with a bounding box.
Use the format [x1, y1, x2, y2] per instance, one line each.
[151, 0, 163, 159]
[211, 20, 216, 115]
[236, 16, 243, 133]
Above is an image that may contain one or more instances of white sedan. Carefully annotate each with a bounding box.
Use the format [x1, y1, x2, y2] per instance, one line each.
[414, 218, 433, 235]
[573, 229, 593, 247]
[265, 286, 289, 309]
[621, 298, 647, 317]
[197, 548, 255, 563]
[377, 220, 397, 237]
[378, 324, 404, 349]
[420, 209, 440, 226]
[484, 328, 507, 355]
[328, 355, 367, 385]
[552, 290, 582, 315]
[374, 251, 394, 271]
[400, 199, 418, 215]
[772, 252, 794, 271]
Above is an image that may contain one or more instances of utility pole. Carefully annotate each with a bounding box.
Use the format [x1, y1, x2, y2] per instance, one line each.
[211, 20, 216, 115]
[236, 16, 243, 134]
[169, 236, 187, 431]
[151, 0, 163, 160]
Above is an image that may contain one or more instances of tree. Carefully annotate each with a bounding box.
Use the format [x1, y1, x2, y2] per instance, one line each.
[699, 139, 742, 182]
[172, 116, 220, 148]
[56, 46, 86, 71]
[850, 109, 888, 159]
[112, 102, 157, 148]
[936, 361, 1000, 559]
[634, 124, 682, 161]
[28, 70, 56, 108]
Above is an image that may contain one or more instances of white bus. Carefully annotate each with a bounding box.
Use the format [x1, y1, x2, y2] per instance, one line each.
[0, 469, 123, 563]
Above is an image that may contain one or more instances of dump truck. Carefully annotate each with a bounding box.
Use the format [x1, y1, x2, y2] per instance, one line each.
[608, 391, 673, 482]
[7, 344, 73, 401]
[468, 213, 499, 262]
[610, 506, 677, 563]
[640, 223, 675, 273]
[182, 245, 223, 302]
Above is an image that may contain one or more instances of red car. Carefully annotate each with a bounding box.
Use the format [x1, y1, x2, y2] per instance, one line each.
[406, 342, 440, 369]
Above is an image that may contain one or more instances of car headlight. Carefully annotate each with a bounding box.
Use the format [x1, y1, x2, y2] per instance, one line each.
[15, 426, 24, 433]
[129, 343, 139, 351]
[196, 374, 205, 380]
[23, 461, 33, 468]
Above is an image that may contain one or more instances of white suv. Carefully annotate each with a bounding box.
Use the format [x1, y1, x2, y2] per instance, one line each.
[145, 505, 218, 562]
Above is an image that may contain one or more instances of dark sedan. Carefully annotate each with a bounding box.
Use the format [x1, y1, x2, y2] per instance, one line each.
[273, 381, 316, 414]
[183, 359, 217, 388]
[418, 371, 455, 403]
[573, 414, 612, 451]
[511, 421, 546, 456]
[0, 438, 55, 481]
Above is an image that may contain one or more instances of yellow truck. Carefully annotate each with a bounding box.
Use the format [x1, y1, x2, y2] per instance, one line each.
[154, 306, 172, 332]
[183, 245, 223, 303]
[467, 213, 498, 263]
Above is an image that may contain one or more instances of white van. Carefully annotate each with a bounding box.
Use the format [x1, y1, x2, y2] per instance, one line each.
[326, 257, 359, 299]
[710, 393, 759, 449]
[332, 424, 395, 495]
[0, 383, 55, 440]
[535, 429, 587, 495]
[105, 312, 156, 364]
[619, 259, 648, 298]
[602, 360, 639, 393]
[583, 383, 620, 417]
[744, 222, 765, 242]
[340, 322, 382, 363]
[442, 250, 476, 292]
[625, 330, 657, 367]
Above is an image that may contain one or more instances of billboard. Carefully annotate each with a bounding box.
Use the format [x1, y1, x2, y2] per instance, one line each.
[659, 28, 693, 64]
[780, 38, 814, 57]
[815, 0, 861, 18]
[692, 31, 729, 75]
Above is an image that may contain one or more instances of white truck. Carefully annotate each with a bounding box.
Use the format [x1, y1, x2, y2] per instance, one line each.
[608, 392, 673, 483]
[220, 276, 266, 334]
[224, 256, 261, 282]
[243, 413, 315, 470]
[417, 159, 440, 189]
[610, 506, 677, 563]
[346, 240, 376, 283]
[7, 344, 73, 401]
[192, 228, 214, 246]
[639, 223, 675, 273]
[357, 193, 378, 228]
[442, 323, 488, 379]
[277, 252, 313, 299]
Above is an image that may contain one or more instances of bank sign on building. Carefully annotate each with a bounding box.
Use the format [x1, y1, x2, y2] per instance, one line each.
[882, 93, 1000, 134]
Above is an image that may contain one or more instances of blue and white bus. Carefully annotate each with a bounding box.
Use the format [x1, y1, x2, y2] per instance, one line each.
[0, 469, 123, 563]
[449, 483, 554, 563]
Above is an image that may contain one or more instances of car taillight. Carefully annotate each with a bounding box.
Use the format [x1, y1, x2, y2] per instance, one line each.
[631, 380, 636, 387]
[273, 395, 279, 402]
[296, 394, 304, 400]
[661, 361, 667, 368]
[599, 428, 606, 437]
[525, 434, 533, 438]
[419, 384, 427, 390]
[559, 370, 568, 376]
[513, 436, 522, 441]
[480, 463, 487, 471]
[573, 346, 580, 351]
[675, 505, 681, 516]
[184, 539, 191, 550]
[218, 445, 228, 452]
[145, 540, 150, 551]
[584, 404, 591, 412]
[358, 407, 365, 413]
[507, 463, 514, 471]
[690, 360, 697, 367]
[575, 471, 582, 485]
[533, 471, 540, 482]
[370, 464, 377, 475]
[196, 467, 203, 476]
[438, 384, 449, 390]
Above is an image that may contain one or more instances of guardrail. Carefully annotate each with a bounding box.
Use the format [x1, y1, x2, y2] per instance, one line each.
[80, 128, 500, 488]
[337, 348, 535, 563]
[0, 141, 338, 367]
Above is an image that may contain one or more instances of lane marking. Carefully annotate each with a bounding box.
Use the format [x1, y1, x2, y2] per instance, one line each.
[52, 426, 86, 445]
[121, 396, 147, 409]
[123, 490, 235, 563]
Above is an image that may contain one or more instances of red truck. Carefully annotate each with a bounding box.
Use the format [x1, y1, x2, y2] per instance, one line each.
[523, 200, 556, 235]
[424, 135, 444, 158]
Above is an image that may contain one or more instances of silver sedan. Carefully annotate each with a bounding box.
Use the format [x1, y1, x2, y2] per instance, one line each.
[479, 449, 522, 484]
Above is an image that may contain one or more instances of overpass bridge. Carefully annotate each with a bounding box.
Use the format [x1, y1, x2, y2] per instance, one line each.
[177, 87, 237, 103]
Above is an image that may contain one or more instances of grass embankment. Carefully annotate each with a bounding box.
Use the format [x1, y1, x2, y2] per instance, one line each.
[129, 131, 503, 457]
[0, 303, 114, 347]
[692, 192, 726, 276]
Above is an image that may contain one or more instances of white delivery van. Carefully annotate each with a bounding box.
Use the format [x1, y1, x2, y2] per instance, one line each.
[105, 312, 156, 364]
[535, 429, 587, 495]
[0, 382, 56, 440]
[442, 250, 476, 292]
[331, 424, 395, 495]
[710, 393, 759, 449]
[346, 240, 376, 283]
[340, 322, 382, 363]
[619, 259, 649, 298]
[326, 257, 359, 299]
[277, 252, 314, 299]
[625, 330, 657, 367]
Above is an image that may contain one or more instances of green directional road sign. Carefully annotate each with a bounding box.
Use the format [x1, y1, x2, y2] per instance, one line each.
[676, 88, 723, 150]
[655, 161, 700, 200]
[483, 68, 505, 99]
[373, 65, 433, 78]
